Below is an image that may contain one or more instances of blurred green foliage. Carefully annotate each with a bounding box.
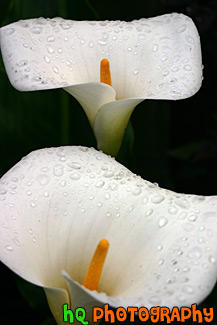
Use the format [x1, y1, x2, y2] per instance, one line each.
[1, 0, 217, 324]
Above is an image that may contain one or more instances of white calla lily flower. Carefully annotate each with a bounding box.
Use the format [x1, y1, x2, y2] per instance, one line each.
[0, 14, 202, 156]
[0, 146, 216, 324]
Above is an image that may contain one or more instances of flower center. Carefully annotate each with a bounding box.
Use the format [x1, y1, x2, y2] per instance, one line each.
[100, 59, 112, 86]
[83, 239, 109, 291]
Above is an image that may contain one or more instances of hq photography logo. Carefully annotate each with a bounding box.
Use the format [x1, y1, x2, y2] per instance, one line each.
[62, 303, 214, 324]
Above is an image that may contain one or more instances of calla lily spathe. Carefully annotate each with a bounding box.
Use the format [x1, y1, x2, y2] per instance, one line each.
[0, 14, 202, 155]
[0, 146, 216, 324]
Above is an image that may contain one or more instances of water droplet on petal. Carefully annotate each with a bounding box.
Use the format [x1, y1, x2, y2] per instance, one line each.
[152, 44, 158, 52]
[186, 36, 194, 44]
[53, 165, 64, 177]
[47, 35, 55, 42]
[142, 196, 148, 204]
[209, 256, 216, 264]
[183, 285, 194, 294]
[168, 205, 177, 215]
[105, 193, 111, 200]
[44, 191, 49, 197]
[132, 188, 141, 196]
[95, 180, 105, 188]
[184, 64, 192, 71]
[70, 173, 81, 180]
[44, 56, 50, 63]
[5, 245, 13, 251]
[47, 46, 54, 54]
[152, 195, 165, 204]
[0, 189, 7, 195]
[53, 67, 59, 74]
[30, 201, 36, 208]
[4, 28, 15, 35]
[177, 24, 187, 33]
[146, 209, 153, 216]
[182, 222, 195, 232]
[98, 39, 107, 45]
[188, 247, 202, 259]
[30, 27, 42, 34]
[60, 22, 71, 30]
[177, 295, 186, 303]
[69, 162, 81, 170]
[188, 215, 197, 222]
[37, 174, 50, 186]
[103, 171, 114, 178]
[149, 296, 161, 304]
[158, 217, 168, 228]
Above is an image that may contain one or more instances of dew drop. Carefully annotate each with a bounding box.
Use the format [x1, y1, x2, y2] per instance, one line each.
[53, 67, 59, 74]
[4, 28, 15, 35]
[53, 165, 64, 177]
[109, 182, 118, 191]
[0, 189, 7, 195]
[158, 217, 168, 228]
[159, 258, 164, 265]
[105, 193, 111, 200]
[44, 191, 49, 197]
[149, 296, 161, 304]
[152, 44, 158, 52]
[95, 180, 105, 188]
[152, 195, 165, 204]
[132, 188, 141, 196]
[60, 22, 71, 30]
[89, 41, 94, 48]
[168, 205, 177, 215]
[47, 35, 55, 42]
[37, 174, 50, 186]
[69, 162, 81, 170]
[183, 285, 194, 294]
[47, 46, 54, 54]
[183, 266, 190, 272]
[209, 256, 216, 264]
[142, 196, 148, 204]
[161, 55, 168, 62]
[188, 215, 197, 222]
[17, 60, 28, 67]
[157, 244, 163, 251]
[146, 209, 153, 216]
[70, 173, 81, 180]
[182, 222, 195, 232]
[177, 24, 187, 33]
[44, 56, 50, 63]
[188, 247, 202, 259]
[184, 64, 192, 71]
[30, 201, 36, 208]
[175, 198, 190, 209]
[98, 39, 107, 45]
[177, 295, 186, 303]
[103, 171, 114, 178]
[5, 245, 13, 251]
[186, 36, 194, 44]
[30, 27, 42, 34]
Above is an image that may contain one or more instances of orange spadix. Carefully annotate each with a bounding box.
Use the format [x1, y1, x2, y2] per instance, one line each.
[83, 239, 109, 291]
[100, 59, 112, 86]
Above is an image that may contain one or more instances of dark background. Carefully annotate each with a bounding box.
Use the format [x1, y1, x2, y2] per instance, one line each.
[0, 0, 217, 324]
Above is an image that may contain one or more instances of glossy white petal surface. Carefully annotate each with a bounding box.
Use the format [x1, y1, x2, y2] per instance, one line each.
[64, 83, 115, 127]
[45, 286, 70, 325]
[0, 14, 202, 99]
[0, 147, 216, 310]
[94, 98, 144, 156]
